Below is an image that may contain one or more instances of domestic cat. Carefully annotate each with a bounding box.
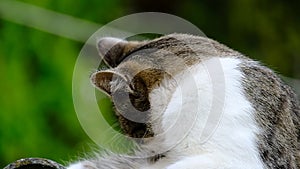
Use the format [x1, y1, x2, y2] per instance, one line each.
[68, 33, 300, 169]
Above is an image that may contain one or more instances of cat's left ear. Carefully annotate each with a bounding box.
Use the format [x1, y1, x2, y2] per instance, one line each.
[97, 37, 143, 67]
[90, 70, 126, 96]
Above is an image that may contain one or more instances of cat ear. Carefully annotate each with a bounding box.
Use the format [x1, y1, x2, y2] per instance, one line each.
[97, 37, 142, 67]
[90, 70, 125, 96]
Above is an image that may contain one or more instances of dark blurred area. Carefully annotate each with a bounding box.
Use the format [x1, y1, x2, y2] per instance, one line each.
[0, 0, 299, 167]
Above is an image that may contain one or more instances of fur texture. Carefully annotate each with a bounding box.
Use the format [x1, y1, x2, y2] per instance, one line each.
[68, 33, 300, 169]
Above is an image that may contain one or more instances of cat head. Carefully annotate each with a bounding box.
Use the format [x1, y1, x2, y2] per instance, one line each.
[90, 34, 235, 140]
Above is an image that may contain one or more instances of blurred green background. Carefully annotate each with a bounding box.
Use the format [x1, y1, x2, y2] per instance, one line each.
[0, 0, 299, 167]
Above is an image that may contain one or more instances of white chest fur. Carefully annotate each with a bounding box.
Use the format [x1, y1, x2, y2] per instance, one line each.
[148, 57, 265, 169]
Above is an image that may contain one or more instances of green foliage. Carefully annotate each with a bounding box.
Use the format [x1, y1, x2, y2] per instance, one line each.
[0, 0, 299, 168]
[0, 0, 125, 167]
[0, 21, 87, 167]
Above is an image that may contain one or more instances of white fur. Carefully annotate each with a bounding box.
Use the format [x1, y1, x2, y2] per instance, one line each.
[67, 163, 85, 169]
[147, 57, 265, 169]
[67, 161, 97, 169]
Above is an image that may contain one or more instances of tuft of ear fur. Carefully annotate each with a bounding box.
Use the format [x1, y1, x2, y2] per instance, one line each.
[97, 37, 144, 67]
[90, 70, 126, 96]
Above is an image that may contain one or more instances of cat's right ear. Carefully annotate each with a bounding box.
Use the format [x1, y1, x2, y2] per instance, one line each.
[97, 37, 142, 67]
[90, 70, 126, 96]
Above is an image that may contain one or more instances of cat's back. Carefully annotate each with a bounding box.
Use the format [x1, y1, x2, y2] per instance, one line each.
[239, 60, 300, 168]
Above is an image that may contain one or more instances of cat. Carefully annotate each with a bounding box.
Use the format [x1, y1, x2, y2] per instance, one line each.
[68, 33, 300, 169]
